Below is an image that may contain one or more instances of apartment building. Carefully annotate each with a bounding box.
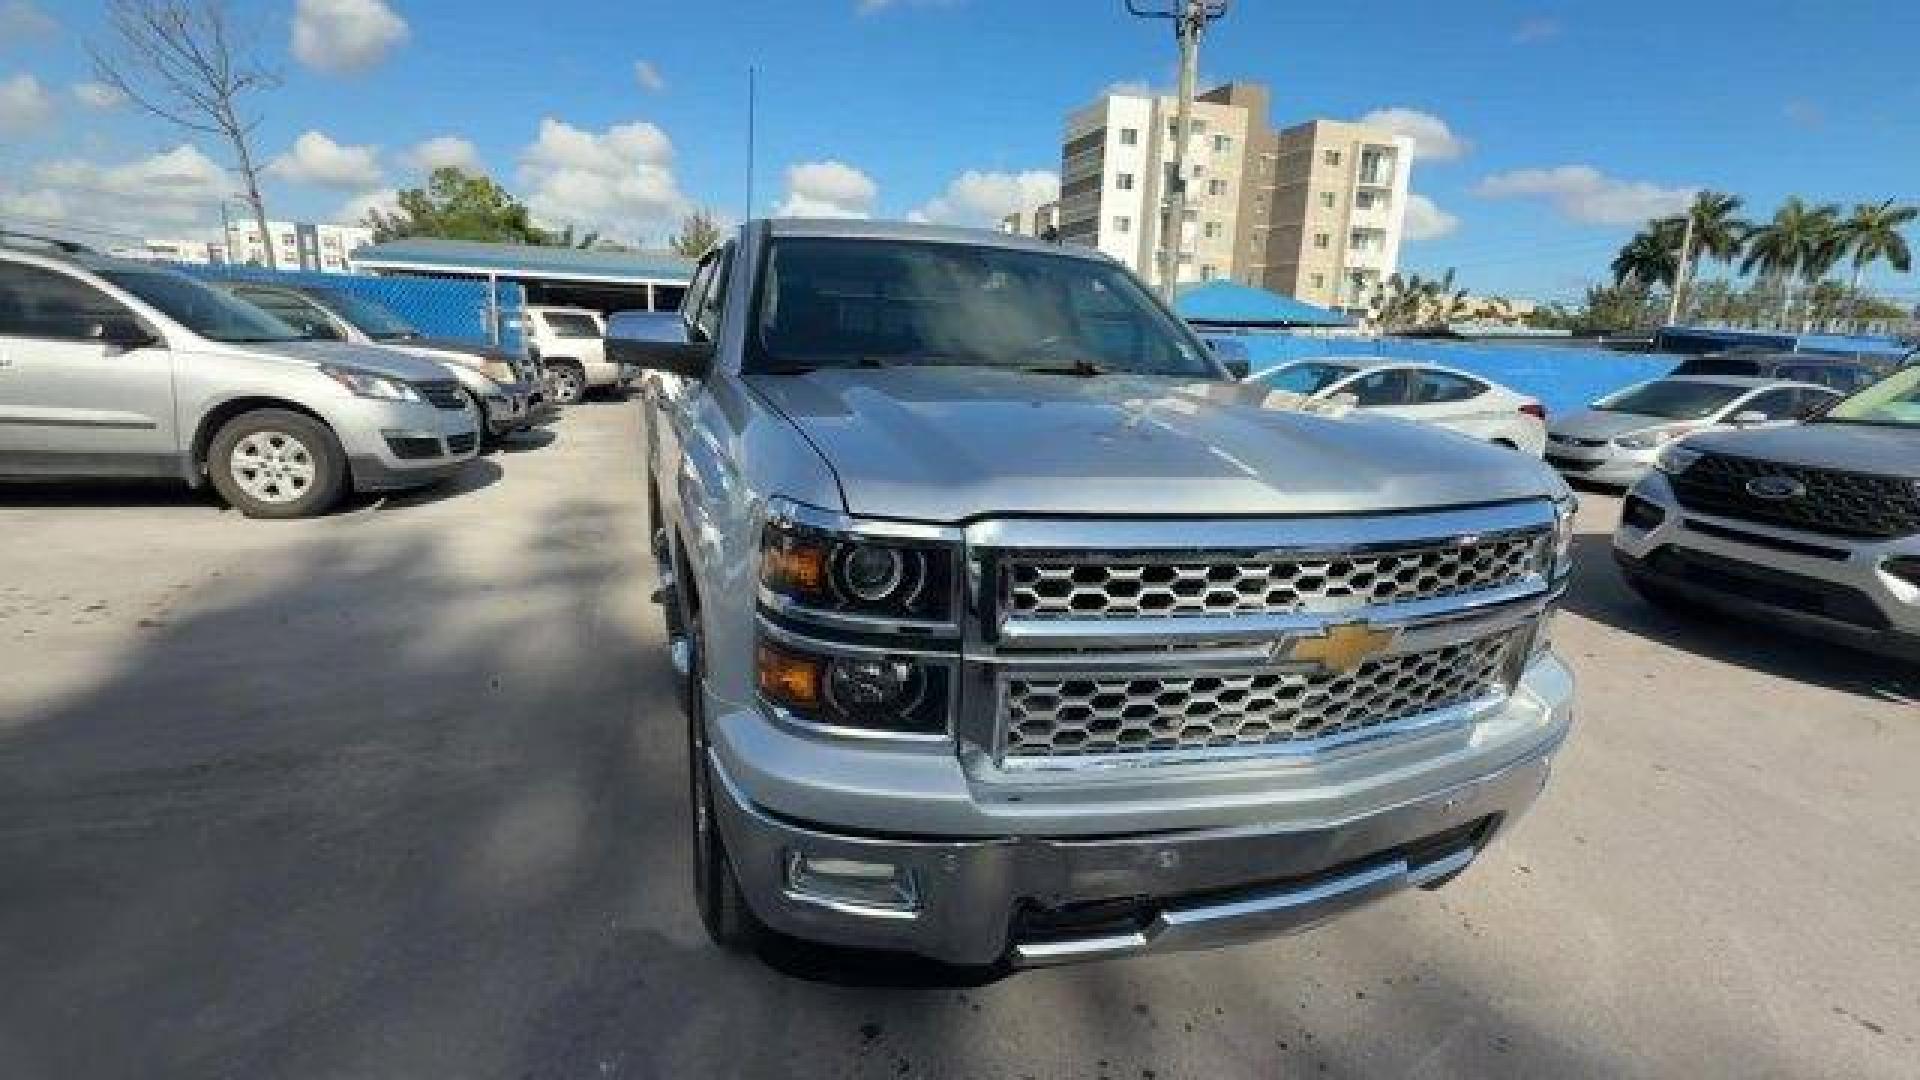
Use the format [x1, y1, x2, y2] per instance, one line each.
[223, 221, 374, 273]
[999, 200, 1061, 241]
[1047, 82, 1412, 311]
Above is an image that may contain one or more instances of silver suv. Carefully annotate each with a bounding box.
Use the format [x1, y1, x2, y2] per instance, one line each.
[1615, 364, 1920, 661]
[0, 235, 477, 518]
[621, 219, 1577, 967]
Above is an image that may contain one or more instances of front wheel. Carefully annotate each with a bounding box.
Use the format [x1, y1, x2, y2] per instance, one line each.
[206, 409, 346, 519]
[550, 362, 586, 405]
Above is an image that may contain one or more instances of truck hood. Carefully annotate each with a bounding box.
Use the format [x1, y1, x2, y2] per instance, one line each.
[750, 367, 1559, 521]
[243, 340, 454, 382]
[1684, 421, 1919, 477]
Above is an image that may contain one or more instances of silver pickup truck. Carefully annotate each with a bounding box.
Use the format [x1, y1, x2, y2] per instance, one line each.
[620, 219, 1576, 967]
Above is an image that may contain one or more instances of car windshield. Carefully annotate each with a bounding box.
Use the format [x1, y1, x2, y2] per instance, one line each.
[100, 268, 306, 343]
[543, 311, 602, 338]
[1256, 361, 1359, 395]
[306, 287, 418, 340]
[1819, 366, 1920, 428]
[1593, 379, 1747, 420]
[753, 236, 1216, 377]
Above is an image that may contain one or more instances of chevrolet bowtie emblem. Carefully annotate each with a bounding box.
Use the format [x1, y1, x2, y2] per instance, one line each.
[1280, 622, 1400, 675]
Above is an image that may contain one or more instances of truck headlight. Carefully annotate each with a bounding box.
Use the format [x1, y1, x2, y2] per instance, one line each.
[321, 365, 423, 403]
[761, 519, 955, 622]
[1655, 444, 1704, 475]
[756, 639, 951, 736]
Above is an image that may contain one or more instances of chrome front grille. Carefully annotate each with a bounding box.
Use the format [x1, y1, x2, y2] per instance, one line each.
[1002, 629, 1519, 760]
[1002, 531, 1546, 621]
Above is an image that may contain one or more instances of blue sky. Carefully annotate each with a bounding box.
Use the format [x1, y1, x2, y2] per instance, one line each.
[2, 0, 1917, 302]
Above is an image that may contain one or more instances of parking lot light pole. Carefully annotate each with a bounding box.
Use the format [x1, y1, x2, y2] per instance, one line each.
[1126, 0, 1228, 303]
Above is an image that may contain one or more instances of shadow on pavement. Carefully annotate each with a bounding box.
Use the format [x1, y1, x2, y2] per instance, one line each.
[0, 478, 223, 511]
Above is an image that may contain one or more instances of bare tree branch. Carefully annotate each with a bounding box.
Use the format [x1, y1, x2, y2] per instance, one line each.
[87, 0, 281, 266]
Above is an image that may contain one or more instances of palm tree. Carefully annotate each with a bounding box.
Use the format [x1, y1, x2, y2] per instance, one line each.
[1611, 221, 1680, 290]
[1740, 198, 1840, 325]
[1836, 199, 1917, 318]
[1668, 190, 1748, 317]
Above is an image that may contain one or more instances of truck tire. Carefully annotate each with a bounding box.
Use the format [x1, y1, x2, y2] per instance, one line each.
[206, 408, 346, 519]
[672, 546, 764, 952]
[550, 361, 586, 405]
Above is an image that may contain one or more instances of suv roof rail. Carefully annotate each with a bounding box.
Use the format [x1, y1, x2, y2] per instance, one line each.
[0, 229, 96, 256]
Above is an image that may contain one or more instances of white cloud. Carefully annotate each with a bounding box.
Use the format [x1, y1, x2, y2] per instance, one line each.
[0, 1, 56, 46]
[0, 71, 52, 134]
[267, 130, 383, 189]
[1512, 17, 1561, 43]
[1473, 165, 1694, 225]
[333, 186, 398, 225]
[912, 169, 1058, 227]
[1402, 193, 1460, 241]
[402, 135, 482, 175]
[1104, 79, 1153, 97]
[1, 144, 229, 239]
[1358, 108, 1468, 162]
[292, 0, 409, 74]
[775, 160, 877, 218]
[634, 60, 665, 92]
[71, 80, 124, 109]
[516, 117, 691, 242]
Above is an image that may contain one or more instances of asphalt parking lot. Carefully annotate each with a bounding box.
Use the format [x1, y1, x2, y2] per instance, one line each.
[2, 399, 1915, 1080]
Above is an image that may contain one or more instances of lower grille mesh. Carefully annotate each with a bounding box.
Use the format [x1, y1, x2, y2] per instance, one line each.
[1004, 630, 1518, 759]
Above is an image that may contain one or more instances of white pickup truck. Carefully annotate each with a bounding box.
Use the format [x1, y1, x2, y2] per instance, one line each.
[523, 305, 633, 404]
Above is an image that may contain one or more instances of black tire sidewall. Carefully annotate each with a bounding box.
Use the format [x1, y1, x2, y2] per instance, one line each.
[207, 409, 346, 519]
[553, 363, 586, 405]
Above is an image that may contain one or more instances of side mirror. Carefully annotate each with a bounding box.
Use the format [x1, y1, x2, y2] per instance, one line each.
[1730, 410, 1769, 426]
[1224, 357, 1250, 380]
[89, 318, 158, 350]
[607, 337, 713, 379]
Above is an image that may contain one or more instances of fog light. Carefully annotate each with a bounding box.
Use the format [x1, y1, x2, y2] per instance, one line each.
[1622, 493, 1667, 531]
[785, 851, 920, 914]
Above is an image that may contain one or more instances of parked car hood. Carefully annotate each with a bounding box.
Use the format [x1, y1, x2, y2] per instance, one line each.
[393, 337, 518, 365]
[1683, 421, 1918, 477]
[1550, 408, 1688, 441]
[244, 340, 454, 382]
[750, 367, 1559, 521]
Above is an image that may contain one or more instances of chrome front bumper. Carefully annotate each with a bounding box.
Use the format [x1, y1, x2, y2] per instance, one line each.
[710, 658, 1571, 967]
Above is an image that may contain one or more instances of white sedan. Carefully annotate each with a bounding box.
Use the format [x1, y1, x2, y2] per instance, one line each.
[1253, 357, 1548, 455]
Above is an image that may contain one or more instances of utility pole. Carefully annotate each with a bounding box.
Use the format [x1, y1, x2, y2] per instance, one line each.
[1666, 208, 1696, 327]
[1126, 0, 1228, 303]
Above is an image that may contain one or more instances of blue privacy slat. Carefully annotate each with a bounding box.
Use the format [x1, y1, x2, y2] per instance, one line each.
[176, 264, 527, 354]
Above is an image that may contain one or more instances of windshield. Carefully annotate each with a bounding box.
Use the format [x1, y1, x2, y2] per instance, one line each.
[1257, 361, 1359, 395]
[101, 269, 306, 343]
[1820, 366, 1920, 428]
[306, 288, 418, 340]
[752, 237, 1217, 377]
[543, 311, 602, 338]
[1593, 379, 1747, 420]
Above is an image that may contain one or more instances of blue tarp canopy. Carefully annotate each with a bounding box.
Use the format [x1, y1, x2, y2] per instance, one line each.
[1175, 280, 1351, 328]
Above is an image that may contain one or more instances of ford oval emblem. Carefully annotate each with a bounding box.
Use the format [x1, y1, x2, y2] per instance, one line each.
[1746, 475, 1806, 501]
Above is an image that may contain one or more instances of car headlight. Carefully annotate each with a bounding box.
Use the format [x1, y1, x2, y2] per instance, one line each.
[1548, 496, 1576, 579]
[760, 517, 956, 623]
[1655, 444, 1704, 475]
[755, 637, 951, 736]
[321, 365, 423, 402]
[1615, 426, 1689, 450]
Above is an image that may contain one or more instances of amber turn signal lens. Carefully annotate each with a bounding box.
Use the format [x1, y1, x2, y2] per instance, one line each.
[762, 539, 828, 596]
[757, 643, 822, 708]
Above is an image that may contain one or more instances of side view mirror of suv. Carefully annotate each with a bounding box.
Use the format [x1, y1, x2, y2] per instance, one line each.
[607, 336, 713, 379]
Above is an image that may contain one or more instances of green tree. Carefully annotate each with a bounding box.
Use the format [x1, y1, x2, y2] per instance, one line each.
[1740, 197, 1841, 323]
[1611, 220, 1681, 290]
[1669, 190, 1748, 315]
[668, 208, 724, 258]
[1836, 199, 1917, 316]
[364, 167, 550, 244]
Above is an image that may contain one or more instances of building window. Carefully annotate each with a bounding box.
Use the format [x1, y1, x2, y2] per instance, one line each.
[1177, 252, 1193, 265]
[1115, 172, 1135, 190]
[1319, 191, 1336, 209]
[1191, 163, 1205, 178]
[1323, 149, 1342, 167]
[1112, 215, 1131, 233]
[1212, 134, 1231, 153]
[1314, 233, 1330, 249]
[1203, 221, 1222, 239]
[1119, 127, 1138, 146]
[1182, 208, 1198, 221]
[1208, 178, 1227, 196]
[1355, 190, 1377, 210]
[1200, 264, 1218, 280]
[1311, 273, 1326, 289]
